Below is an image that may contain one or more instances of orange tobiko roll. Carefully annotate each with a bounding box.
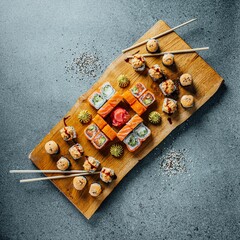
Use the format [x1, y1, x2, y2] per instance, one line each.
[92, 114, 107, 129]
[122, 90, 137, 106]
[102, 125, 117, 141]
[131, 101, 147, 116]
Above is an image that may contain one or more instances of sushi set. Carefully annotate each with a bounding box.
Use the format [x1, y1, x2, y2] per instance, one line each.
[27, 20, 223, 219]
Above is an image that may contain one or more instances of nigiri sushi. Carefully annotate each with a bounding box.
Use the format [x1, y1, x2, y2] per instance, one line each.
[89, 183, 102, 197]
[97, 102, 114, 118]
[92, 114, 107, 129]
[139, 91, 155, 108]
[108, 92, 123, 108]
[60, 126, 77, 141]
[122, 90, 137, 106]
[91, 132, 109, 149]
[100, 167, 116, 183]
[117, 125, 133, 141]
[130, 82, 147, 98]
[88, 91, 106, 110]
[131, 101, 147, 116]
[69, 143, 84, 160]
[102, 125, 117, 141]
[133, 123, 151, 142]
[100, 82, 115, 100]
[84, 124, 99, 140]
[126, 114, 143, 130]
[123, 133, 141, 152]
[83, 156, 100, 172]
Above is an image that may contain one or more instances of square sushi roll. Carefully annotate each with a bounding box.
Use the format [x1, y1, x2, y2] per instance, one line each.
[69, 143, 84, 160]
[130, 82, 147, 98]
[97, 102, 114, 118]
[122, 90, 137, 106]
[123, 132, 141, 152]
[102, 124, 117, 141]
[131, 101, 146, 116]
[92, 114, 107, 129]
[139, 90, 155, 108]
[60, 126, 77, 141]
[91, 132, 109, 149]
[126, 114, 143, 130]
[84, 124, 99, 140]
[88, 91, 106, 110]
[100, 82, 116, 100]
[107, 92, 123, 108]
[159, 79, 176, 96]
[133, 123, 151, 142]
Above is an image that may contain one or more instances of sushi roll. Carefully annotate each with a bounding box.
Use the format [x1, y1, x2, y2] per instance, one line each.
[83, 156, 100, 172]
[162, 98, 178, 114]
[91, 132, 109, 149]
[97, 102, 114, 118]
[102, 125, 117, 141]
[110, 144, 124, 158]
[89, 183, 102, 197]
[134, 123, 151, 142]
[107, 92, 123, 108]
[180, 73, 193, 86]
[117, 74, 130, 88]
[78, 110, 92, 124]
[148, 111, 161, 125]
[73, 176, 87, 191]
[139, 91, 155, 108]
[162, 53, 174, 66]
[131, 101, 147, 116]
[88, 91, 106, 110]
[126, 114, 143, 130]
[123, 133, 141, 152]
[69, 143, 84, 160]
[45, 140, 59, 155]
[84, 124, 99, 140]
[130, 54, 146, 72]
[148, 64, 163, 81]
[122, 90, 137, 106]
[159, 79, 176, 96]
[56, 157, 70, 171]
[110, 107, 131, 127]
[92, 114, 107, 129]
[146, 38, 159, 53]
[180, 95, 194, 108]
[100, 82, 116, 100]
[117, 125, 133, 141]
[130, 82, 147, 98]
[60, 126, 77, 141]
[100, 167, 116, 183]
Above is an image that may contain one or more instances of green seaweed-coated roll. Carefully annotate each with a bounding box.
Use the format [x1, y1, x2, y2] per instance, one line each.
[89, 183, 102, 197]
[73, 176, 87, 191]
[45, 140, 59, 154]
[56, 157, 70, 171]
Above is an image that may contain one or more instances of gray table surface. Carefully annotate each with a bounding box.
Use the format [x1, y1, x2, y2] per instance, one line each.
[1, 0, 240, 239]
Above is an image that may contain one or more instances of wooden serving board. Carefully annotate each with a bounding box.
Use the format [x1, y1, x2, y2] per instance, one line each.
[29, 20, 223, 219]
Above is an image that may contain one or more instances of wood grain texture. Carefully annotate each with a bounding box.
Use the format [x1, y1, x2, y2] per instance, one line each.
[29, 20, 223, 219]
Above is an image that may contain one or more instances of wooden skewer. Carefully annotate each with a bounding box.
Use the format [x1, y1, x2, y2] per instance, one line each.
[126, 47, 209, 59]
[122, 18, 197, 53]
[10, 169, 91, 174]
[19, 172, 100, 183]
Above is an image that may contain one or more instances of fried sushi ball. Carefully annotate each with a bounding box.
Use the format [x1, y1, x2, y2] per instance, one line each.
[56, 157, 70, 171]
[44, 140, 59, 155]
[73, 176, 87, 191]
[180, 95, 194, 108]
[146, 38, 159, 53]
[180, 73, 193, 86]
[89, 183, 102, 197]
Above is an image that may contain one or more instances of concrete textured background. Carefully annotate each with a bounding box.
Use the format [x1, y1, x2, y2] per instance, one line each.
[0, 0, 240, 239]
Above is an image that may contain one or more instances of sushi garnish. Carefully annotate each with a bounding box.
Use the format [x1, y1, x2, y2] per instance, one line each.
[110, 144, 124, 158]
[130, 82, 146, 98]
[100, 82, 115, 100]
[148, 111, 161, 124]
[117, 75, 130, 88]
[139, 91, 155, 107]
[91, 132, 109, 149]
[133, 123, 151, 141]
[84, 124, 99, 140]
[110, 107, 131, 127]
[78, 110, 92, 124]
[100, 167, 116, 183]
[88, 92, 106, 110]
